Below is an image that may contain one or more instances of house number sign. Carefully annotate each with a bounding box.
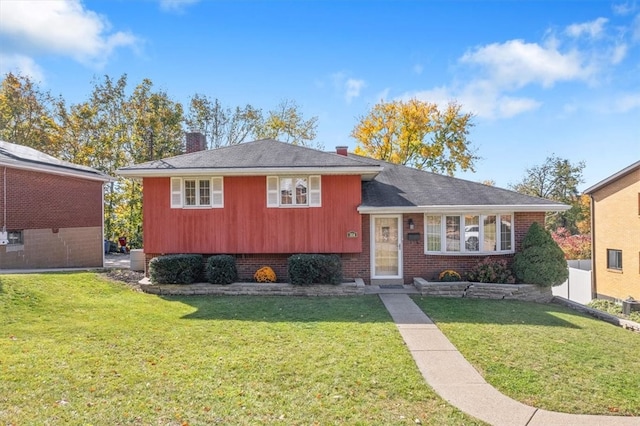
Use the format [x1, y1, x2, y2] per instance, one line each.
[346, 231, 358, 238]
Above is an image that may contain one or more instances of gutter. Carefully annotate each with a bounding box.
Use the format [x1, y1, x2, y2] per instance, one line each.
[357, 204, 571, 214]
[0, 159, 113, 183]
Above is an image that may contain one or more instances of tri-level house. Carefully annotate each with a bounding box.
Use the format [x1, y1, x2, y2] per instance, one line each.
[585, 160, 640, 300]
[117, 134, 568, 284]
[0, 141, 111, 269]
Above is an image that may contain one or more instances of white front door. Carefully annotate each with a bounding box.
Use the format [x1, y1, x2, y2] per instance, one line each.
[371, 215, 403, 279]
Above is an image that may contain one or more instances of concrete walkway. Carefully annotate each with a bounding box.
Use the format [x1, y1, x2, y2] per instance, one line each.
[379, 293, 640, 426]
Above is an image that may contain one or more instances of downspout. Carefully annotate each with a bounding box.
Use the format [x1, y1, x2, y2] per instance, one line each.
[589, 194, 596, 300]
[3, 166, 6, 235]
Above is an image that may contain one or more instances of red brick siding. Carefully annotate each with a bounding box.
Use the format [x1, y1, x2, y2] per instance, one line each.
[0, 167, 104, 230]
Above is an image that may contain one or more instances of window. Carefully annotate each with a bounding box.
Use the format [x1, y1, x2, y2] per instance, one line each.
[267, 176, 321, 207]
[170, 177, 223, 208]
[607, 249, 622, 270]
[8, 230, 23, 245]
[425, 213, 514, 254]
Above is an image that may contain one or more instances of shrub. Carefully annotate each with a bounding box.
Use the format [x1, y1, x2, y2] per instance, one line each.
[288, 254, 342, 285]
[438, 269, 462, 282]
[149, 254, 203, 284]
[512, 222, 568, 287]
[206, 255, 238, 285]
[466, 258, 515, 284]
[588, 300, 640, 323]
[254, 266, 277, 283]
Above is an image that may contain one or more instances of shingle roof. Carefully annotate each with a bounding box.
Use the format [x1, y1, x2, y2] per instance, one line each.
[354, 155, 567, 211]
[119, 139, 379, 172]
[0, 141, 111, 182]
[117, 139, 567, 211]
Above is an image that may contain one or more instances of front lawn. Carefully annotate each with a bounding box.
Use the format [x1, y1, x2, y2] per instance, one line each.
[0, 273, 479, 425]
[412, 297, 640, 416]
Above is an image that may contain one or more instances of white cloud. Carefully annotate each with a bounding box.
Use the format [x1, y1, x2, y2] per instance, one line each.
[159, 0, 200, 12]
[345, 78, 366, 103]
[611, 44, 628, 64]
[0, 53, 45, 81]
[633, 14, 640, 41]
[565, 17, 609, 39]
[613, 93, 640, 112]
[460, 39, 591, 89]
[374, 88, 391, 103]
[0, 0, 138, 68]
[612, 2, 636, 16]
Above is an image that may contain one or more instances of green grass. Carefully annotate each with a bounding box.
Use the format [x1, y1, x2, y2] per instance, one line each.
[412, 296, 640, 416]
[0, 273, 481, 425]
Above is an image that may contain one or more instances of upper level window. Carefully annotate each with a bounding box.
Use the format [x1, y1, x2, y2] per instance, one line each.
[425, 213, 513, 254]
[607, 249, 622, 270]
[267, 176, 321, 208]
[171, 177, 223, 208]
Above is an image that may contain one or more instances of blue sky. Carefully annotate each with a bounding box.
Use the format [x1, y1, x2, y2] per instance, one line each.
[1, 0, 638, 190]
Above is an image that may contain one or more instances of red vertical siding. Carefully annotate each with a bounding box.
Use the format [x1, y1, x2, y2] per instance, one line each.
[143, 175, 362, 254]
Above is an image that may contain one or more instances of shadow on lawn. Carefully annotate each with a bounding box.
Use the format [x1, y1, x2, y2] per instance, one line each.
[412, 297, 583, 329]
[161, 294, 394, 323]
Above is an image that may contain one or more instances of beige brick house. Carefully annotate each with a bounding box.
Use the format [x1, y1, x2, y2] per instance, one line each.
[585, 160, 640, 300]
[0, 141, 111, 269]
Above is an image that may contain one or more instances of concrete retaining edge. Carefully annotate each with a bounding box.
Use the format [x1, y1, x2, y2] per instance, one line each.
[139, 277, 366, 296]
[413, 278, 554, 303]
[552, 296, 640, 333]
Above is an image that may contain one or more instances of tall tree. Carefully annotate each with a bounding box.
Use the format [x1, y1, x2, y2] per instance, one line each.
[0, 73, 61, 154]
[185, 94, 261, 148]
[254, 99, 319, 148]
[510, 155, 586, 233]
[352, 99, 477, 176]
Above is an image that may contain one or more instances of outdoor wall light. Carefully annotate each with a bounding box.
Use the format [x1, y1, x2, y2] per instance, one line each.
[408, 218, 415, 230]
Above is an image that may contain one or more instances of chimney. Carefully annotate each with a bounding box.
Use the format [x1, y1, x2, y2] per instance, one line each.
[336, 146, 348, 156]
[186, 132, 206, 153]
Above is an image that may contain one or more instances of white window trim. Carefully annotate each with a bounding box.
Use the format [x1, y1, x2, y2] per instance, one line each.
[170, 177, 224, 209]
[424, 213, 515, 255]
[266, 175, 321, 208]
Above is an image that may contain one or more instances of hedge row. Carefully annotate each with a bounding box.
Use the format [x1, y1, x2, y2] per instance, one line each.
[149, 253, 343, 285]
[288, 254, 342, 285]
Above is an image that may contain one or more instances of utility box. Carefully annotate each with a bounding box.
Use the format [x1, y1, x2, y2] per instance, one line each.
[622, 300, 640, 316]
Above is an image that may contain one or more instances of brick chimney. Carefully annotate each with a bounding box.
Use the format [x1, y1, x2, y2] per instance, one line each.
[186, 132, 206, 153]
[336, 146, 348, 156]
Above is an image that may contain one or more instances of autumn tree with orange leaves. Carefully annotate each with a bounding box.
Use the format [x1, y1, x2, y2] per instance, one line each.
[351, 99, 478, 176]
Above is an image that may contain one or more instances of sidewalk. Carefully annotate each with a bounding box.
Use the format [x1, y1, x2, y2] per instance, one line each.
[379, 293, 640, 426]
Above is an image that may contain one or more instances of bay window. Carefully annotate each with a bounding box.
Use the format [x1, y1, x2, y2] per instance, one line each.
[425, 213, 514, 254]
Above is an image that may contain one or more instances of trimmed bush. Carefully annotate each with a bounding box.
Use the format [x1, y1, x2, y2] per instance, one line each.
[149, 254, 203, 284]
[438, 269, 462, 282]
[254, 266, 277, 283]
[512, 222, 568, 287]
[466, 257, 515, 284]
[288, 254, 343, 285]
[206, 255, 238, 285]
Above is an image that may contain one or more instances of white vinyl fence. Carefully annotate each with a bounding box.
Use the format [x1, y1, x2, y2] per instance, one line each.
[552, 259, 592, 304]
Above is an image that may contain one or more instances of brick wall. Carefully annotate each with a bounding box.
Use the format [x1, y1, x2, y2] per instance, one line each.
[0, 167, 104, 229]
[0, 226, 103, 269]
[591, 170, 640, 300]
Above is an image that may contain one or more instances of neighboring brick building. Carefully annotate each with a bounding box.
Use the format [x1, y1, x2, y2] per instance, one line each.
[0, 141, 111, 269]
[585, 161, 640, 300]
[119, 136, 567, 284]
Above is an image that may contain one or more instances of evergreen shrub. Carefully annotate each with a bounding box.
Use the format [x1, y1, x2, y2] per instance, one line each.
[512, 222, 568, 287]
[288, 254, 343, 285]
[149, 254, 203, 284]
[206, 255, 238, 285]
